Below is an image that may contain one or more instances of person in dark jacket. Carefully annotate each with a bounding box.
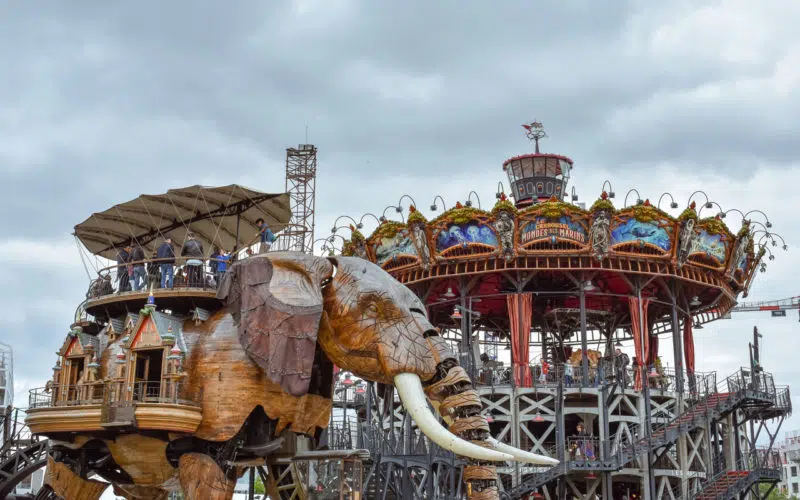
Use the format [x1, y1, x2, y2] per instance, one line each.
[156, 237, 176, 289]
[116, 247, 131, 293]
[181, 233, 205, 288]
[147, 250, 160, 289]
[130, 245, 146, 291]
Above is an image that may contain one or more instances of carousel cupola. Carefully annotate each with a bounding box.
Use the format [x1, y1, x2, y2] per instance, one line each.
[503, 121, 573, 208]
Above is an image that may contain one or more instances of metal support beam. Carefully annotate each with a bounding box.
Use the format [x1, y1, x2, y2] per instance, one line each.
[637, 286, 657, 499]
[580, 283, 589, 385]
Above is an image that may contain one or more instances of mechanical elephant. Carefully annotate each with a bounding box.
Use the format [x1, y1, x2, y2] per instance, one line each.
[41, 253, 556, 500]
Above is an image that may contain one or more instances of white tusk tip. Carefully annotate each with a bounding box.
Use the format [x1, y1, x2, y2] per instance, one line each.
[486, 437, 560, 466]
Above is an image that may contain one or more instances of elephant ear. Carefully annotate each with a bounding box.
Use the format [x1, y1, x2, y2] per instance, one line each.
[217, 253, 333, 397]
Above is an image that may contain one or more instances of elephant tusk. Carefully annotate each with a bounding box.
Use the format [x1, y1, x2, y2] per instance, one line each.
[485, 437, 559, 466]
[394, 373, 513, 462]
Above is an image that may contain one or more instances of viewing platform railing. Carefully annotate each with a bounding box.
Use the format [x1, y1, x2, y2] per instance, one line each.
[86, 256, 236, 299]
[29, 380, 200, 409]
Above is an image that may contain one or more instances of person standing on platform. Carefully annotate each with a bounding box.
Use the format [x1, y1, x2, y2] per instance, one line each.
[157, 236, 176, 289]
[181, 233, 205, 287]
[116, 246, 131, 293]
[215, 248, 230, 287]
[255, 218, 276, 253]
[564, 361, 574, 387]
[130, 244, 146, 291]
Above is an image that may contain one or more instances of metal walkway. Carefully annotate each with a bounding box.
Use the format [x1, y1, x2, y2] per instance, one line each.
[507, 368, 790, 498]
[0, 407, 47, 498]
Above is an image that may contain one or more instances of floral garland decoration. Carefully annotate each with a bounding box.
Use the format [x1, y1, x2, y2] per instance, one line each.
[491, 193, 518, 216]
[589, 191, 615, 213]
[372, 220, 406, 239]
[430, 202, 491, 226]
[533, 196, 585, 219]
[678, 202, 698, 222]
[622, 199, 672, 224]
[697, 215, 731, 237]
[737, 220, 752, 239]
[406, 205, 428, 225]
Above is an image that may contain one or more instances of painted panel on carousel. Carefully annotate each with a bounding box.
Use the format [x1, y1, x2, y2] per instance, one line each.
[520, 215, 588, 248]
[611, 217, 672, 252]
[435, 222, 498, 253]
[689, 230, 728, 265]
[373, 228, 418, 267]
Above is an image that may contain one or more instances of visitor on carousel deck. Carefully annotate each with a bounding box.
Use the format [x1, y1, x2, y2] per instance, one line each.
[147, 250, 160, 290]
[215, 248, 230, 287]
[181, 233, 205, 287]
[256, 218, 276, 254]
[116, 246, 131, 293]
[131, 244, 146, 291]
[157, 236, 176, 289]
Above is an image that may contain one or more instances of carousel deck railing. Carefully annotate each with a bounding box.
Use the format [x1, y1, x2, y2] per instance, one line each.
[476, 362, 713, 397]
[29, 380, 201, 409]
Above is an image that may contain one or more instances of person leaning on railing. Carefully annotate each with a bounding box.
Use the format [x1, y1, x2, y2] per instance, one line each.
[157, 236, 176, 289]
[256, 218, 276, 254]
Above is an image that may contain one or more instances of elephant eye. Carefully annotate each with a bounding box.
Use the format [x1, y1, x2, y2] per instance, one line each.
[410, 307, 426, 317]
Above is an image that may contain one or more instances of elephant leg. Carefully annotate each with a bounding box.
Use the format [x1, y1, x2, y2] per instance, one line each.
[426, 362, 499, 500]
[178, 452, 237, 500]
[43, 456, 108, 500]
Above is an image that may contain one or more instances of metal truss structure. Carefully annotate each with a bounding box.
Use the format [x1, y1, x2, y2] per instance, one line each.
[325, 328, 791, 500]
[277, 144, 318, 254]
[0, 408, 47, 498]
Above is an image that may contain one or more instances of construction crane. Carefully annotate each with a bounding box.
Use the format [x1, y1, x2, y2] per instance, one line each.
[731, 296, 800, 320]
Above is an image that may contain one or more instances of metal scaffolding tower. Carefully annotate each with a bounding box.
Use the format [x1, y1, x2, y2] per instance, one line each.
[282, 144, 318, 253]
[0, 343, 12, 408]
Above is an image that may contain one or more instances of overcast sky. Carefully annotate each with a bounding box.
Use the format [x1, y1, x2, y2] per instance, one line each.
[3, 1, 800, 436]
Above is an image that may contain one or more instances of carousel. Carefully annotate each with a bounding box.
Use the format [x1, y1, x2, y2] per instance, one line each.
[327, 122, 791, 499]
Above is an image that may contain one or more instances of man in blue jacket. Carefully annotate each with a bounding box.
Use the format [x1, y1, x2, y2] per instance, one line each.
[256, 218, 276, 254]
[157, 236, 176, 288]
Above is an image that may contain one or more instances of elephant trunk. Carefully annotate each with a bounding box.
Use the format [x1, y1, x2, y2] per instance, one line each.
[423, 360, 500, 500]
[395, 360, 558, 500]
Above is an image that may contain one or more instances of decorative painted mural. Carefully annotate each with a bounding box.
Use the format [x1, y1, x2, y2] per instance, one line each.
[689, 230, 727, 264]
[436, 222, 498, 252]
[611, 217, 672, 252]
[520, 216, 587, 246]
[737, 253, 749, 273]
[374, 229, 418, 266]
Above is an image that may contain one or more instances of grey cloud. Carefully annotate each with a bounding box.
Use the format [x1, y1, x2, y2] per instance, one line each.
[2, 1, 800, 414]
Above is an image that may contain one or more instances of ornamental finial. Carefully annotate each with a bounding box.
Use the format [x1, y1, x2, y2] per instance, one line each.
[522, 121, 547, 153]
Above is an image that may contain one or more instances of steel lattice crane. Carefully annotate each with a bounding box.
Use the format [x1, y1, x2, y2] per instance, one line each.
[731, 296, 800, 320]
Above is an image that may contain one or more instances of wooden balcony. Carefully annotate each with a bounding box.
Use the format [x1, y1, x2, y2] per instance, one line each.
[26, 381, 202, 436]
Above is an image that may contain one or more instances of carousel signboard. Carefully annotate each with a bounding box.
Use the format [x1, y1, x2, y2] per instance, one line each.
[520, 216, 587, 246]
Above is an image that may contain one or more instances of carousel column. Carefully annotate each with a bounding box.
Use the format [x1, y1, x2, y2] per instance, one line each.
[669, 288, 689, 497]
[635, 288, 656, 500]
[579, 281, 589, 386]
[669, 289, 684, 395]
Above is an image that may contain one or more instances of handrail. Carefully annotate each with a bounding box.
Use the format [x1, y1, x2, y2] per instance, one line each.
[29, 381, 201, 409]
[87, 256, 234, 296]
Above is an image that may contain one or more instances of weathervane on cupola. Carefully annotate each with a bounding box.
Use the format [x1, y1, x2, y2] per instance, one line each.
[522, 120, 547, 153]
